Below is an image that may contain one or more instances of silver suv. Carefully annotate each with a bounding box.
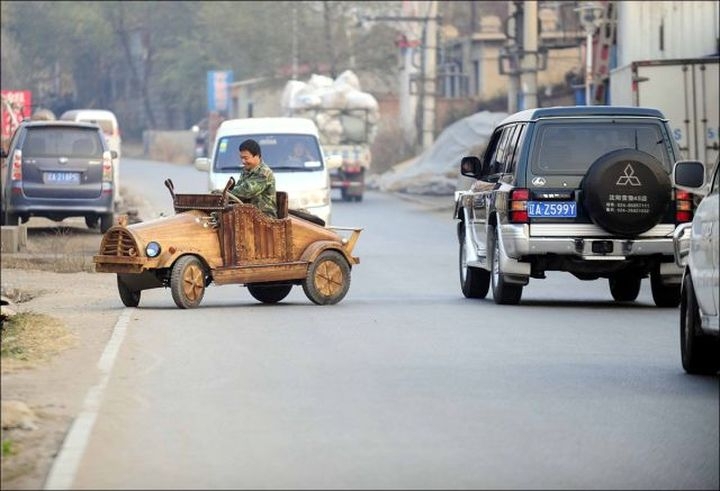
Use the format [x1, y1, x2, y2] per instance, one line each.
[672, 159, 719, 374]
[454, 106, 698, 306]
[1, 120, 117, 232]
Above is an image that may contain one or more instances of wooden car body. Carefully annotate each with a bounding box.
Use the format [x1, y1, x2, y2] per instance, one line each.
[93, 181, 362, 308]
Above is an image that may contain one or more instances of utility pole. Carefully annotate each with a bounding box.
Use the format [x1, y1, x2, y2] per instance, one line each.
[520, 0, 538, 109]
[360, 2, 440, 152]
[420, 0, 438, 150]
[506, 2, 520, 113]
[291, 3, 298, 80]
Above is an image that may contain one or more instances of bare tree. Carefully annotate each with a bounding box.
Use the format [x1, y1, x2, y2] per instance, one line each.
[106, 3, 156, 127]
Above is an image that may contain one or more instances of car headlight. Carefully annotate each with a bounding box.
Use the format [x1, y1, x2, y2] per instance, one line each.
[145, 241, 162, 258]
[291, 189, 329, 209]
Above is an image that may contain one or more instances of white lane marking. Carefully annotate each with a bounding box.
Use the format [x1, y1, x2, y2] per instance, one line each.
[43, 310, 132, 490]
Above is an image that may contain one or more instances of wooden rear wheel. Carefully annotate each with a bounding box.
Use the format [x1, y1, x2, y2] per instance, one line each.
[302, 250, 351, 305]
[117, 276, 141, 307]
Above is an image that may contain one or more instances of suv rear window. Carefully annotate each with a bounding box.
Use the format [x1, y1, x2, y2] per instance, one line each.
[531, 122, 673, 174]
[23, 127, 103, 158]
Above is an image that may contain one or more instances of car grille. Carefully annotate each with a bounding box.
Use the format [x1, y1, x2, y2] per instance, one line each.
[99, 229, 139, 257]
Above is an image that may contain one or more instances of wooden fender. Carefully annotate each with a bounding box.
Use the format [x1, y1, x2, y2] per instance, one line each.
[300, 240, 357, 266]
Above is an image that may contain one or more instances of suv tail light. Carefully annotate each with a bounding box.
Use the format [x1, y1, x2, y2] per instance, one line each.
[510, 188, 530, 223]
[674, 189, 694, 223]
[10, 149, 22, 180]
[102, 150, 113, 182]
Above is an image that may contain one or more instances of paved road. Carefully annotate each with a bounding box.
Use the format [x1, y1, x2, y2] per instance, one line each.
[58, 159, 718, 490]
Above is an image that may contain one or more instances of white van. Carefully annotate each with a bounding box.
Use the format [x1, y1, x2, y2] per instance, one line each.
[194, 117, 335, 225]
[60, 109, 122, 206]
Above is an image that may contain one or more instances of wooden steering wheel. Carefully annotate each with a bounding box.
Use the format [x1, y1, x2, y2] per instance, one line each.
[226, 192, 243, 204]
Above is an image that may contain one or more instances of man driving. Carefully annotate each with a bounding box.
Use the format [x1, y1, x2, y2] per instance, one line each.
[230, 139, 277, 218]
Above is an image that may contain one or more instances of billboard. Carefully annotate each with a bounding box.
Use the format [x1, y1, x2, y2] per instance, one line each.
[207, 70, 233, 114]
[1, 90, 32, 146]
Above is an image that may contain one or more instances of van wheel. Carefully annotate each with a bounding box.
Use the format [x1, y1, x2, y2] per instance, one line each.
[490, 227, 522, 305]
[608, 273, 642, 301]
[302, 250, 351, 305]
[680, 273, 718, 374]
[247, 284, 293, 303]
[458, 223, 489, 298]
[117, 276, 141, 307]
[100, 213, 114, 233]
[170, 256, 206, 309]
[651, 271, 681, 308]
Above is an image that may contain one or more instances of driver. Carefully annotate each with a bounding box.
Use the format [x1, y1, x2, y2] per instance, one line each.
[230, 138, 277, 218]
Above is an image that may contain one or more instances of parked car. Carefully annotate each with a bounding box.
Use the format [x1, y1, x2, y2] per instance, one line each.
[60, 109, 122, 207]
[672, 158, 719, 374]
[453, 105, 697, 306]
[93, 178, 362, 309]
[0, 120, 117, 232]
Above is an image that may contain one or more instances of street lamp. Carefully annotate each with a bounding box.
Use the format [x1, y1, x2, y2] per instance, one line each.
[575, 2, 605, 105]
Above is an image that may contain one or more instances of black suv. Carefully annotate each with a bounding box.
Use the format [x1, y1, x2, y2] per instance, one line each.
[453, 106, 699, 306]
[1, 120, 117, 232]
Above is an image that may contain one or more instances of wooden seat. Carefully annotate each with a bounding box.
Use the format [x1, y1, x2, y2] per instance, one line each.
[276, 191, 288, 219]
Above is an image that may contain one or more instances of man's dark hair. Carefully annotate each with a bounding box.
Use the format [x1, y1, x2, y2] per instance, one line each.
[239, 139, 261, 157]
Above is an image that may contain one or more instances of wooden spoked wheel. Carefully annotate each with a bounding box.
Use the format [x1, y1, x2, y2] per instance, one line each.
[170, 256, 206, 309]
[302, 250, 351, 305]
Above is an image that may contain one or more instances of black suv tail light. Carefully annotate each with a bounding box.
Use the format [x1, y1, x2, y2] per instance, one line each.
[510, 188, 530, 223]
[674, 189, 694, 223]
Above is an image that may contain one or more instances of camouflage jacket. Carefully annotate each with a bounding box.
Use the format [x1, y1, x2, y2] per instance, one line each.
[230, 161, 277, 218]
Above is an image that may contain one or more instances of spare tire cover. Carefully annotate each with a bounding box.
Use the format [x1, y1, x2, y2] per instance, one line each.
[582, 149, 671, 236]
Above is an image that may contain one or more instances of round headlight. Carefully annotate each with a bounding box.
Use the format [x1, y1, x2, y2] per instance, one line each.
[145, 241, 161, 258]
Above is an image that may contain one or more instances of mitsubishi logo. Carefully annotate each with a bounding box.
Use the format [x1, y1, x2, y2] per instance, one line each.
[616, 164, 642, 186]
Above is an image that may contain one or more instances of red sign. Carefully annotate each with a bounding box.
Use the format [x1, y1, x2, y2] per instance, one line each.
[1, 90, 32, 140]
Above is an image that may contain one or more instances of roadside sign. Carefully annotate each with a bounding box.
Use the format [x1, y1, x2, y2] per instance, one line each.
[207, 71, 233, 114]
[1, 89, 32, 140]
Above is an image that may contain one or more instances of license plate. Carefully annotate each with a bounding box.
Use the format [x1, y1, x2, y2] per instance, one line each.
[527, 201, 577, 218]
[45, 172, 80, 184]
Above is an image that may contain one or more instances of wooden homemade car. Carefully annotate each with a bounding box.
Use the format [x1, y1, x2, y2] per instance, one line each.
[93, 178, 362, 308]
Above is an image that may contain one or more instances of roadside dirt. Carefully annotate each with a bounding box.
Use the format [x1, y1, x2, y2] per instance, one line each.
[0, 189, 149, 490]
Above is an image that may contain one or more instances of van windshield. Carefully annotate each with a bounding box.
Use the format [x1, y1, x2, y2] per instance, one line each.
[531, 122, 673, 174]
[213, 134, 323, 172]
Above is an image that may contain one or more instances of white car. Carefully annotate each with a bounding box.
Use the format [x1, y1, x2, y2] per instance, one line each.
[672, 159, 719, 374]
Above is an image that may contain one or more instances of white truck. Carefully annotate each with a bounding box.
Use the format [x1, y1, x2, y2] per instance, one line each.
[282, 71, 379, 202]
[609, 57, 719, 182]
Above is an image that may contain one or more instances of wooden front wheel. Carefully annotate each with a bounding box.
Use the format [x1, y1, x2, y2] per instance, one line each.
[170, 256, 206, 309]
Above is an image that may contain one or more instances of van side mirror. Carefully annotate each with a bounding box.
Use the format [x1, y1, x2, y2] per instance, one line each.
[673, 160, 706, 195]
[195, 157, 210, 172]
[460, 156, 484, 178]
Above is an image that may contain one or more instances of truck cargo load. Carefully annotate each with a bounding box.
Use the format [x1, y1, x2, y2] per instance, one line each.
[282, 71, 379, 202]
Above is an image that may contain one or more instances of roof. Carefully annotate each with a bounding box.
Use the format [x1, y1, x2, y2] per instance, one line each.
[498, 105, 667, 126]
[217, 117, 320, 137]
[20, 120, 104, 130]
[59, 109, 118, 122]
